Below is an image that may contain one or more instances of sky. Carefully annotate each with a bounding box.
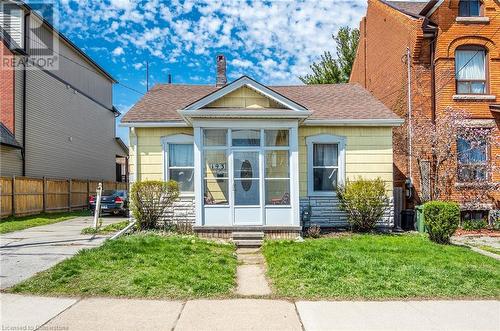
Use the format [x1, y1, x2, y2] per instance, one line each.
[31, 0, 368, 144]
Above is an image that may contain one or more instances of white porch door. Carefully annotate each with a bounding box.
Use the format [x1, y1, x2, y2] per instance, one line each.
[232, 150, 262, 225]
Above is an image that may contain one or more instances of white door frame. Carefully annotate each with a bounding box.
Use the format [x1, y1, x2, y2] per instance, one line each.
[193, 120, 300, 227]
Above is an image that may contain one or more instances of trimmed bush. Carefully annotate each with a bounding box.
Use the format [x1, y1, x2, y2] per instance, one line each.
[423, 201, 460, 244]
[337, 177, 389, 232]
[130, 180, 179, 230]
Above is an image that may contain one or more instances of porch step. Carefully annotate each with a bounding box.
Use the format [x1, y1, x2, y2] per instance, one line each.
[232, 231, 264, 248]
[232, 232, 265, 239]
[233, 239, 264, 248]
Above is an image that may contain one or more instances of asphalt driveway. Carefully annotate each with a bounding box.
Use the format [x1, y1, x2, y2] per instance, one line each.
[0, 216, 127, 289]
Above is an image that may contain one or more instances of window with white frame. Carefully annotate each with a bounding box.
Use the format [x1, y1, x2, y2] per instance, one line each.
[265, 130, 290, 205]
[161, 135, 194, 194]
[306, 134, 346, 196]
[455, 46, 487, 94]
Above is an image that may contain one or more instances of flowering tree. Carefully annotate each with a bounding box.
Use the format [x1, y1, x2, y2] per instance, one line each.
[409, 107, 498, 208]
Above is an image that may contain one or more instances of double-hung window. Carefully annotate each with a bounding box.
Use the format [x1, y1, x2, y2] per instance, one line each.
[455, 47, 487, 94]
[306, 134, 346, 196]
[457, 134, 488, 182]
[459, 0, 481, 17]
[313, 144, 339, 192]
[162, 135, 194, 194]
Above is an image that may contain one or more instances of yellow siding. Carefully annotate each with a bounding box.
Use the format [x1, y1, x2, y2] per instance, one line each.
[132, 126, 394, 196]
[298, 126, 394, 197]
[206, 86, 284, 109]
[130, 127, 193, 181]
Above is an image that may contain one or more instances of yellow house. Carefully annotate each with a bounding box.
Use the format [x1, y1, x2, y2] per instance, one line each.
[121, 56, 403, 238]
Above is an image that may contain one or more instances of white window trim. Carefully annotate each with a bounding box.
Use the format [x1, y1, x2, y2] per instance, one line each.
[306, 134, 346, 197]
[161, 134, 195, 196]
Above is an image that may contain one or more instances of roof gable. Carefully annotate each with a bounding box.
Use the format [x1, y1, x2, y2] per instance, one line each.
[206, 86, 287, 109]
[183, 76, 308, 111]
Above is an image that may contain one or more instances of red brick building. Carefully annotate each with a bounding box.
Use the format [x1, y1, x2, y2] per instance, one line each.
[351, 0, 499, 219]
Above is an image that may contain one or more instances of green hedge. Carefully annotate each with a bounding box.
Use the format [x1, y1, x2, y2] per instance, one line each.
[423, 201, 460, 244]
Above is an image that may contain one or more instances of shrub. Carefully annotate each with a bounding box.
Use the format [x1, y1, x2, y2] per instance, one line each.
[461, 219, 487, 231]
[337, 177, 389, 232]
[306, 224, 321, 238]
[130, 180, 179, 230]
[423, 201, 460, 244]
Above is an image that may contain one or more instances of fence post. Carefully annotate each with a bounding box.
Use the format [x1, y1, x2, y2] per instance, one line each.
[68, 179, 72, 212]
[12, 176, 16, 217]
[87, 180, 90, 210]
[43, 177, 47, 213]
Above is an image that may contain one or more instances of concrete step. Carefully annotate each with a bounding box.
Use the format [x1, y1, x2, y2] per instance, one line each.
[234, 239, 264, 248]
[232, 232, 264, 240]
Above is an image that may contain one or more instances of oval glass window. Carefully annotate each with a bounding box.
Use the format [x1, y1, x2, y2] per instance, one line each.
[241, 160, 253, 191]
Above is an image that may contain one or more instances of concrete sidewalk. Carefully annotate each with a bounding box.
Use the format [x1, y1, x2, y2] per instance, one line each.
[0, 216, 127, 289]
[2, 294, 499, 331]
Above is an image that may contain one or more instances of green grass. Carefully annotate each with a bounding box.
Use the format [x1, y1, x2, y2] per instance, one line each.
[0, 210, 91, 234]
[81, 221, 130, 235]
[11, 234, 237, 299]
[263, 234, 500, 300]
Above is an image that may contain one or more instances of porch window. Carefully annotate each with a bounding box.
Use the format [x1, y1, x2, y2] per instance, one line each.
[306, 134, 346, 196]
[459, 0, 481, 17]
[455, 47, 486, 94]
[204, 149, 229, 205]
[457, 135, 488, 182]
[161, 134, 194, 194]
[265, 130, 290, 205]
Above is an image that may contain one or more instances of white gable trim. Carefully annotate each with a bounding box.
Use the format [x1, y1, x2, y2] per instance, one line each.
[183, 76, 308, 112]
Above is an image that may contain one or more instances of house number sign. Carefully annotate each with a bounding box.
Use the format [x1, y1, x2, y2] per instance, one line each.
[209, 163, 226, 175]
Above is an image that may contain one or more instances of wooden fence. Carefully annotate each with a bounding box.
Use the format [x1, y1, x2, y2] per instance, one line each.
[0, 176, 128, 218]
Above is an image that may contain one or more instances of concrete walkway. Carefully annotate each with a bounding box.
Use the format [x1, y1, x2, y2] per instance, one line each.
[235, 248, 271, 296]
[2, 294, 499, 331]
[0, 216, 127, 289]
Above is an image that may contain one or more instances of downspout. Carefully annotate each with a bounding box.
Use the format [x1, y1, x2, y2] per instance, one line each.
[22, 11, 30, 176]
[430, 33, 437, 124]
[406, 47, 413, 184]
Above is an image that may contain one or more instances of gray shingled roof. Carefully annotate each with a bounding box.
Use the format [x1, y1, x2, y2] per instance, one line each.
[122, 83, 400, 123]
[385, 1, 429, 16]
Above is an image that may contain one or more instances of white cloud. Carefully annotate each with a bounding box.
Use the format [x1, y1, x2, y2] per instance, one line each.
[112, 46, 125, 56]
[231, 59, 253, 69]
[110, 0, 134, 11]
[56, 0, 366, 84]
[133, 63, 143, 70]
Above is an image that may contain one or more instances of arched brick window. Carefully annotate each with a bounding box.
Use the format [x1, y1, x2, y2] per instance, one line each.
[455, 45, 487, 94]
[459, 0, 482, 17]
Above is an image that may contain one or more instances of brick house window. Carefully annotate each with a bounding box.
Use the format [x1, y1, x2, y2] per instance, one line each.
[459, 0, 481, 17]
[457, 135, 488, 182]
[455, 47, 486, 94]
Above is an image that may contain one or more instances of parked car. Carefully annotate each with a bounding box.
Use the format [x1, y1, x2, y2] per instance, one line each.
[89, 190, 128, 216]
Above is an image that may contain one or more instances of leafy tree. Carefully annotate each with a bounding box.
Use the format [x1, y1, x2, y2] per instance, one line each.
[300, 26, 360, 84]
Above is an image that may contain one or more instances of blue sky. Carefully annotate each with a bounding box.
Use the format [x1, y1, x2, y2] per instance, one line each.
[33, 0, 367, 144]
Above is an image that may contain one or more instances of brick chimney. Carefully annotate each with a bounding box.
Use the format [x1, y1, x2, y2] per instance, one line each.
[216, 54, 227, 87]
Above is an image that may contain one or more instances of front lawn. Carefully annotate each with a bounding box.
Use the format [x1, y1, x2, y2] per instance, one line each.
[81, 221, 130, 235]
[0, 210, 91, 234]
[263, 234, 500, 299]
[11, 234, 237, 298]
